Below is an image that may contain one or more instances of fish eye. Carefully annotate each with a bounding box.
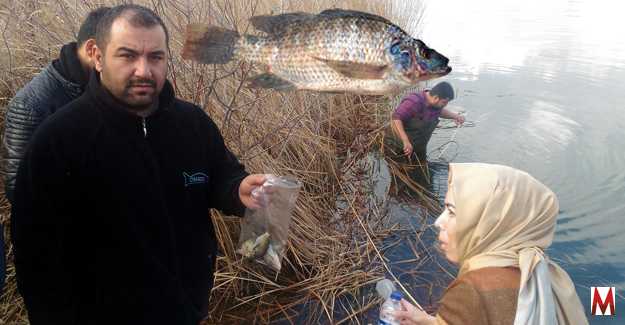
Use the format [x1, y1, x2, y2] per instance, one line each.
[390, 43, 401, 55]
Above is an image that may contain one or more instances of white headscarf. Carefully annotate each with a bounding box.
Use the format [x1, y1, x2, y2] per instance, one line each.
[448, 163, 587, 325]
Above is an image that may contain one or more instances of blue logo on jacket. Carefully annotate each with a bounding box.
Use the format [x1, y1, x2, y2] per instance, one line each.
[183, 172, 208, 187]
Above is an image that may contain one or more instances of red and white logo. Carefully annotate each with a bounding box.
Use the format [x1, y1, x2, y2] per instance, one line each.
[591, 287, 616, 316]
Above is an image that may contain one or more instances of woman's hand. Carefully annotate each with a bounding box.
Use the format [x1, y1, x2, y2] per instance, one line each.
[392, 299, 437, 325]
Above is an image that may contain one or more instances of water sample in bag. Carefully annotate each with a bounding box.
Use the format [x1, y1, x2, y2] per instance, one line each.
[237, 175, 302, 271]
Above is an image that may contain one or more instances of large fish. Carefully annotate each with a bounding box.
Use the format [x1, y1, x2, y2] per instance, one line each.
[182, 9, 451, 95]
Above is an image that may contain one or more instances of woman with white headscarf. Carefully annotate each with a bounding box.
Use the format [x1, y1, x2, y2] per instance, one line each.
[393, 163, 587, 325]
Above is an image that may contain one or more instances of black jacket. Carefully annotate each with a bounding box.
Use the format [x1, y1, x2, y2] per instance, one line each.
[11, 72, 248, 324]
[3, 42, 85, 202]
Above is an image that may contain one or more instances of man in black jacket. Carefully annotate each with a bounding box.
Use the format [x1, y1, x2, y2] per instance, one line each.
[1, 6, 110, 295]
[11, 4, 267, 324]
[3, 6, 110, 203]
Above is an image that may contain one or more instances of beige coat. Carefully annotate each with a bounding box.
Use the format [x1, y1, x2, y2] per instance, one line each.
[437, 267, 520, 324]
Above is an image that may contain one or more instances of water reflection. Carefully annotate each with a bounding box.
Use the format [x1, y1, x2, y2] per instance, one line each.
[524, 100, 579, 148]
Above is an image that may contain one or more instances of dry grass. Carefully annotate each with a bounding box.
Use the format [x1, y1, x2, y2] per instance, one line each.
[0, 0, 443, 324]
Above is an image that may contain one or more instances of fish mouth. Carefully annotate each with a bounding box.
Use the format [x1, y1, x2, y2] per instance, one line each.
[414, 64, 451, 81]
[429, 65, 452, 76]
[413, 42, 451, 79]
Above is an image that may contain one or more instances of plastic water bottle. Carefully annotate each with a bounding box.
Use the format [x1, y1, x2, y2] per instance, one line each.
[378, 291, 402, 325]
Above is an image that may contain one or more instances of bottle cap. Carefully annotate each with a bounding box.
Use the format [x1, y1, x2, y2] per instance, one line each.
[390, 291, 403, 301]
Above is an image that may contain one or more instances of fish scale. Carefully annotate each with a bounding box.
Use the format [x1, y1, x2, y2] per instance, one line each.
[182, 9, 451, 94]
[251, 17, 391, 91]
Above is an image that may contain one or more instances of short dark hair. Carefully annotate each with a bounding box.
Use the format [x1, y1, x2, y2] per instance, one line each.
[430, 81, 455, 100]
[95, 4, 169, 51]
[76, 6, 111, 46]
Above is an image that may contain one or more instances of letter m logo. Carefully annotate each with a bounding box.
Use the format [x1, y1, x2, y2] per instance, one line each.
[591, 287, 615, 316]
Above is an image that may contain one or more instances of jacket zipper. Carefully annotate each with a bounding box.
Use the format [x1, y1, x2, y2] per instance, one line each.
[142, 118, 147, 137]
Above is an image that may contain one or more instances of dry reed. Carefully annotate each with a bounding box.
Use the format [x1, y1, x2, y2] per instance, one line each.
[0, 1, 445, 324]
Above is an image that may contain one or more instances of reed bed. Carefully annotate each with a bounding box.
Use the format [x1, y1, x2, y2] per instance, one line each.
[0, 0, 445, 323]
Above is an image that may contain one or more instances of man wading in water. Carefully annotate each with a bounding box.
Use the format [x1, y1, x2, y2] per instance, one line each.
[392, 81, 464, 163]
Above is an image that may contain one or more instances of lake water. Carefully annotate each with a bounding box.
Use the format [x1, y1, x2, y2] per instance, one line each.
[402, 0, 625, 323]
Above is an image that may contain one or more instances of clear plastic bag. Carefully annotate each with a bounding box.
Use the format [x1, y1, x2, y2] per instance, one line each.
[236, 175, 302, 271]
[376, 278, 397, 301]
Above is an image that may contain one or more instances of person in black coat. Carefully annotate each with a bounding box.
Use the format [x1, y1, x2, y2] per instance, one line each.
[3, 6, 111, 203]
[1, 5, 110, 296]
[11, 4, 268, 324]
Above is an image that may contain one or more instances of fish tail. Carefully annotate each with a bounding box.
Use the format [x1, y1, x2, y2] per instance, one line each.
[182, 24, 240, 64]
[183, 172, 191, 186]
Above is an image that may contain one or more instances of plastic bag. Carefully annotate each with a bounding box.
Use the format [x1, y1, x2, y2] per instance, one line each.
[237, 175, 302, 271]
[376, 278, 397, 300]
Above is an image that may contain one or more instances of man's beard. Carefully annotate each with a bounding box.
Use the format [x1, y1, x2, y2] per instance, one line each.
[121, 78, 158, 111]
[99, 56, 161, 113]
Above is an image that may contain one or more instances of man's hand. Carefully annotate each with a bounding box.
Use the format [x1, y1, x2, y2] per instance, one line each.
[454, 114, 465, 126]
[403, 140, 413, 157]
[239, 174, 269, 210]
[392, 299, 437, 325]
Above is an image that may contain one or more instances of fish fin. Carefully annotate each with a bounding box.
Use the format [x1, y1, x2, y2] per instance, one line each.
[182, 24, 239, 64]
[247, 73, 296, 91]
[319, 8, 393, 25]
[315, 58, 389, 79]
[249, 12, 314, 34]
